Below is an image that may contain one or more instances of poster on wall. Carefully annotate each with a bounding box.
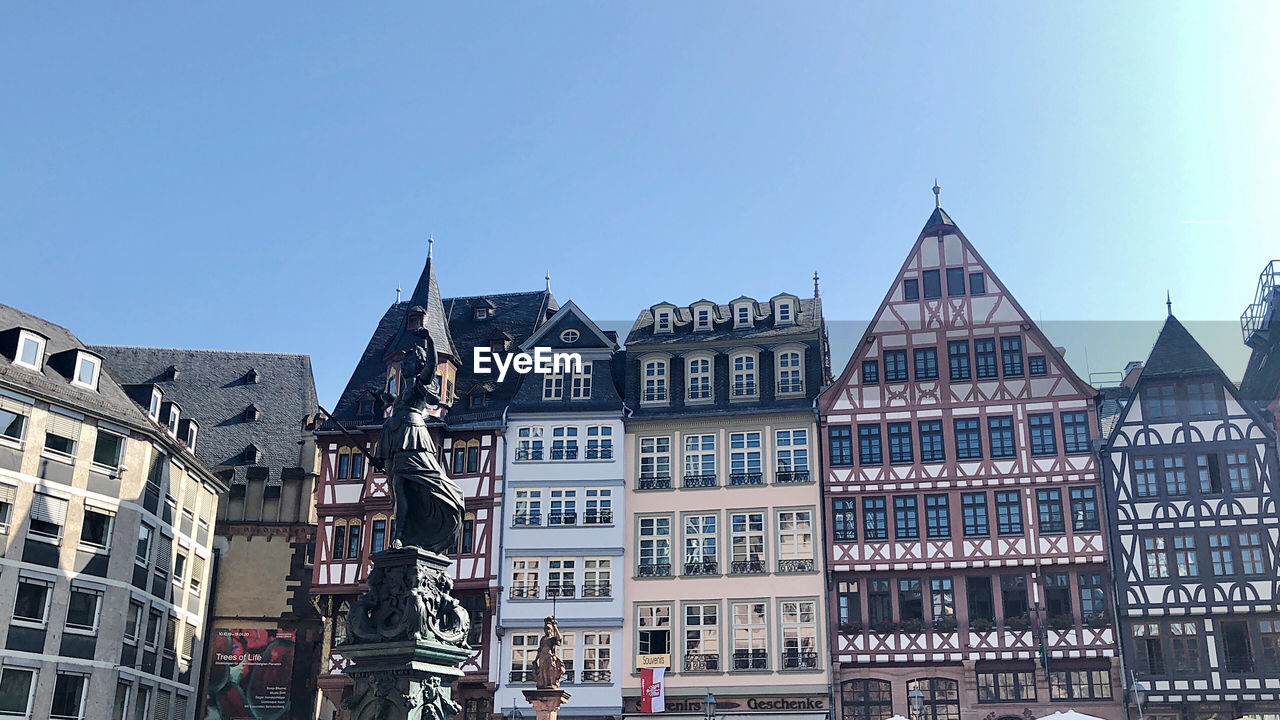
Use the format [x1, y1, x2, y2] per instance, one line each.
[204, 628, 294, 720]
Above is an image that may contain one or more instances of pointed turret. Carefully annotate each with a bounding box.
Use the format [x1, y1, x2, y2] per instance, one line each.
[406, 248, 458, 359]
[1141, 315, 1223, 381]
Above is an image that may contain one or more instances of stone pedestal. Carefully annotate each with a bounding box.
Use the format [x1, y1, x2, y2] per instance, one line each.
[523, 689, 572, 720]
[340, 548, 473, 720]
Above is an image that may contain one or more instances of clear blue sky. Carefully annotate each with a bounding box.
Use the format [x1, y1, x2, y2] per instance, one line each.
[3, 3, 1276, 405]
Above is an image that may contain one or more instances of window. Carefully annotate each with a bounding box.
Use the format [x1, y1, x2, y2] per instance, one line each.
[371, 518, 388, 553]
[987, 416, 1015, 458]
[961, 493, 988, 537]
[931, 578, 955, 621]
[1145, 385, 1176, 419]
[332, 523, 347, 559]
[994, 491, 1022, 535]
[547, 559, 576, 598]
[1070, 487, 1099, 531]
[683, 514, 718, 574]
[571, 362, 592, 399]
[858, 424, 883, 465]
[13, 578, 51, 625]
[899, 579, 924, 621]
[638, 516, 672, 575]
[551, 426, 578, 460]
[655, 309, 672, 332]
[945, 267, 965, 297]
[0, 405, 25, 442]
[883, 351, 908, 382]
[585, 425, 612, 459]
[732, 353, 758, 397]
[43, 414, 79, 457]
[1170, 621, 1201, 673]
[1162, 456, 1188, 495]
[1029, 414, 1056, 455]
[560, 328, 580, 343]
[695, 306, 712, 330]
[841, 679, 892, 720]
[862, 497, 887, 541]
[1000, 574, 1028, 621]
[466, 442, 480, 474]
[913, 348, 939, 381]
[1187, 381, 1218, 415]
[1061, 412, 1090, 453]
[893, 496, 919, 539]
[837, 581, 861, 629]
[777, 350, 804, 394]
[687, 357, 712, 401]
[1043, 572, 1072, 618]
[27, 492, 67, 542]
[1222, 620, 1254, 672]
[969, 272, 986, 295]
[514, 490, 542, 526]
[583, 558, 611, 597]
[1029, 355, 1047, 375]
[1227, 452, 1253, 491]
[829, 426, 853, 466]
[922, 270, 942, 299]
[638, 436, 671, 487]
[1133, 457, 1158, 497]
[542, 373, 563, 400]
[1000, 337, 1023, 377]
[730, 512, 765, 573]
[1173, 535, 1198, 576]
[833, 499, 857, 542]
[511, 632, 538, 680]
[146, 609, 162, 648]
[1049, 669, 1112, 701]
[862, 359, 880, 384]
[136, 523, 153, 564]
[81, 508, 113, 549]
[584, 489, 612, 524]
[346, 522, 361, 559]
[125, 601, 143, 642]
[549, 489, 577, 525]
[781, 600, 819, 669]
[457, 513, 475, 554]
[92, 430, 124, 468]
[974, 338, 998, 379]
[977, 669, 1036, 702]
[775, 429, 808, 481]
[734, 303, 752, 327]
[1036, 489, 1065, 534]
[919, 421, 944, 462]
[729, 432, 762, 483]
[642, 359, 668, 403]
[1078, 573, 1105, 617]
[967, 577, 995, 622]
[190, 556, 205, 597]
[684, 604, 720, 670]
[1144, 536, 1170, 579]
[925, 495, 950, 538]
[1209, 534, 1234, 575]
[947, 341, 971, 381]
[511, 559, 540, 599]
[0, 666, 36, 716]
[868, 579, 892, 626]
[903, 278, 920, 301]
[906, 678, 960, 720]
[517, 426, 544, 461]
[65, 588, 102, 632]
[954, 418, 982, 459]
[1197, 453, 1222, 493]
[1240, 531, 1265, 574]
[777, 510, 814, 571]
[15, 332, 44, 370]
[637, 605, 671, 656]
[50, 673, 88, 720]
[731, 601, 768, 670]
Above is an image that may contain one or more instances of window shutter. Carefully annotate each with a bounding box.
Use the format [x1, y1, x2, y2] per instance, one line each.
[156, 535, 173, 574]
[174, 695, 188, 720]
[154, 690, 171, 720]
[0, 396, 30, 415]
[45, 411, 81, 439]
[29, 493, 68, 524]
[191, 555, 205, 581]
[0, 484, 16, 504]
[183, 623, 196, 657]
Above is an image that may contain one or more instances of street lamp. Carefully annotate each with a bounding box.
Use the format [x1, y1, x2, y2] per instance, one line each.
[509, 707, 524, 720]
[1130, 680, 1148, 720]
[907, 686, 924, 719]
[704, 691, 717, 720]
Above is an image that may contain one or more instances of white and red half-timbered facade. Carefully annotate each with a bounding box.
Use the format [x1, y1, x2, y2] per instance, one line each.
[818, 200, 1122, 720]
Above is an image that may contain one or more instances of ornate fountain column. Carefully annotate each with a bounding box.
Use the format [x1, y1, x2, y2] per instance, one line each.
[521, 616, 571, 720]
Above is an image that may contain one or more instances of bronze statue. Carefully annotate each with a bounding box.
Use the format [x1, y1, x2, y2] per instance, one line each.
[531, 616, 566, 689]
[371, 320, 465, 554]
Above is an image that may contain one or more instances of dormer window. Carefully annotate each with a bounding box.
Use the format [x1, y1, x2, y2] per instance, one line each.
[14, 331, 45, 371]
[245, 368, 259, 384]
[149, 388, 163, 420]
[655, 310, 672, 333]
[733, 302, 754, 328]
[244, 405, 259, 422]
[244, 444, 261, 464]
[490, 338, 508, 353]
[474, 308, 489, 320]
[692, 305, 713, 331]
[162, 366, 179, 381]
[163, 404, 180, 434]
[387, 372, 399, 396]
[469, 392, 488, 408]
[776, 303, 793, 324]
[73, 353, 101, 390]
[185, 421, 198, 450]
[358, 398, 374, 416]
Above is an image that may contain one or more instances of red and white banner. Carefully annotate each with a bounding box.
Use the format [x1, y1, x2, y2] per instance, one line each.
[640, 667, 665, 713]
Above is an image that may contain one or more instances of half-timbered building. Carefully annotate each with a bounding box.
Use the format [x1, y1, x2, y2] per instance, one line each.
[818, 199, 1122, 720]
[310, 246, 556, 719]
[1101, 314, 1280, 720]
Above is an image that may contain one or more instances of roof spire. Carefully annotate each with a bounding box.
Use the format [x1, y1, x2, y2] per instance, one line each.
[933, 178, 941, 208]
[1167, 290, 1172, 317]
[428, 233, 434, 260]
[396, 283, 402, 303]
[813, 271, 821, 298]
[545, 272, 551, 293]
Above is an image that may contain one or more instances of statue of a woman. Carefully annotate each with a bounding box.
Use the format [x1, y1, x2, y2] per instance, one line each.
[531, 616, 566, 689]
[372, 326, 465, 554]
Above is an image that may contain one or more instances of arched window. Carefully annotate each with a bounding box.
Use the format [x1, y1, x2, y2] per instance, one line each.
[346, 520, 362, 561]
[466, 440, 481, 474]
[337, 450, 350, 480]
[840, 679, 892, 720]
[642, 358, 668, 403]
[906, 678, 960, 720]
[458, 512, 476, 555]
[776, 348, 805, 395]
[370, 514, 388, 554]
[687, 355, 713, 402]
[452, 444, 466, 472]
[731, 352, 758, 398]
[332, 520, 348, 560]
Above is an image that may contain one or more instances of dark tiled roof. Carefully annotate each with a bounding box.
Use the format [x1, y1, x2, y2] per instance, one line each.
[406, 256, 458, 359]
[1096, 385, 1132, 438]
[625, 296, 822, 347]
[922, 206, 956, 231]
[91, 345, 318, 483]
[0, 303, 152, 429]
[1141, 316, 1223, 380]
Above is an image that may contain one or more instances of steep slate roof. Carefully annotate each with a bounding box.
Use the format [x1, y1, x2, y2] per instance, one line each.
[625, 297, 822, 347]
[1141, 316, 1223, 380]
[91, 345, 319, 484]
[508, 300, 623, 413]
[922, 206, 955, 231]
[406, 254, 458, 359]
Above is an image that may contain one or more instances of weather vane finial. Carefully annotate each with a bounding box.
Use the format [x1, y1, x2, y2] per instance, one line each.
[1166, 290, 1172, 317]
[428, 233, 434, 260]
[396, 283, 402, 303]
[813, 271, 820, 298]
[933, 179, 941, 208]
[545, 272, 551, 293]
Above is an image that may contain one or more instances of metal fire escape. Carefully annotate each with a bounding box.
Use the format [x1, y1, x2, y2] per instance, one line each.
[1241, 260, 1280, 347]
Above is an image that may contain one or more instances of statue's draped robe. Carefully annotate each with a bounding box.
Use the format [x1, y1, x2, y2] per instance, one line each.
[375, 402, 464, 553]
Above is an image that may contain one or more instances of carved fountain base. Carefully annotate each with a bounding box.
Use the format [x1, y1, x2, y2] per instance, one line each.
[340, 547, 473, 720]
[522, 689, 572, 720]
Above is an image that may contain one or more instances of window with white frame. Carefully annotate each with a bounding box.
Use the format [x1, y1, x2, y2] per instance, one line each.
[0, 400, 27, 445]
[125, 600, 144, 644]
[543, 374, 563, 400]
[0, 665, 36, 717]
[734, 303, 753, 328]
[511, 633, 540, 682]
[80, 507, 113, 550]
[14, 331, 45, 370]
[732, 601, 768, 670]
[73, 353, 101, 390]
[50, 672, 89, 720]
[43, 412, 80, 458]
[777, 510, 814, 572]
[583, 632, 612, 682]
[687, 356, 713, 401]
[776, 349, 803, 394]
[148, 388, 163, 420]
[14, 577, 53, 626]
[729, 431, 762, 483]
[583, 558, 612, 597]
[780, 600, 819, 669]
[551, 426, 578, 460]
[92, 429, 124, 469]
[732, 353, 758, 397]
[571, 362, 592, 399]
[684, 603, 721, 670]
[549, 489, 577, 525]
[0, 483, 16, 532]
[514, 490, 542, 526]
[730, 512, 766, 573]
[559, 632, 576, 679]
[132, 687, 152, 720]
[637, 604, 671, 656]
[190, 554, 205, 597]
[517, 426, 544, 461]
[776, 301, 794, 324]
[165, 405, 180, 435]
[694, 306, 712, 330]
[775, 429, 808, 481]
[65, 587, 102, 633]
[511, 559, 540, 599]
[643, 359, 668, 402]
[683, 513, 718, 573]
[548, 558, 576, 598]
[27, 493, 67, 543]
[136, 523, 154, 565]
[638, 516, 672, 575]
[145, 609, 162, 649]
[639, 437, 671, 486]
[585, 425, 612, 459]
[584, 489, 612, 524]
[655, 309, 673, 333]
[683, 434, 716, 485]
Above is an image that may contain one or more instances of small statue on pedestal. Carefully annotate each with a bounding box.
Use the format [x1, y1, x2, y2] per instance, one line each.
[531, 617, 566, 690]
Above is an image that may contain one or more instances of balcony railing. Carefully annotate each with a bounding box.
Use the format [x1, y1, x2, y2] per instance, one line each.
[731, 382, 758, 397]
[546, 583, 576, 599]
[510, 670, 534, 684]
[639, 475, 672, 490]
[581, 582, 612, 598]
[513, 513, 542, 527]
[548, 512, 577, 526]
[1224, 657, 1255, 673]
[685, 653, 720, 671]
[515, 449, 544, 461]
[730, 559, 766, 575]
[550, 448, 579, 460]
[683, 473, 717, 488]
[585, 447, 613, 460]
[510, 583, 540, 599]
[688, 389, 712, 401]
[732, 650, 768, 670]
[778, 559, 815, 573]
[782, 651, 819, 670]
[775, 470, 811, 484]
[643, 389, 668, 403]
[683, 560, 719, 576]
[580, 670, 612, 683]
[729, 472, 763, 486]
[561, 670, 575, 684]
[584, 510, 614, 525]
[777, 380, 805, 394]
[637, 563, 672, 578]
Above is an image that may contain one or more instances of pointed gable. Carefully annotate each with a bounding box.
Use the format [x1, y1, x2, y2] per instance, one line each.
[1142, 316, 1224, 381]
[519, 300, 618, 352]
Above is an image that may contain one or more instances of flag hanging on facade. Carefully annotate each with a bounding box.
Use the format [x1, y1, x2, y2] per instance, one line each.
[640, 667, 665, 713]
